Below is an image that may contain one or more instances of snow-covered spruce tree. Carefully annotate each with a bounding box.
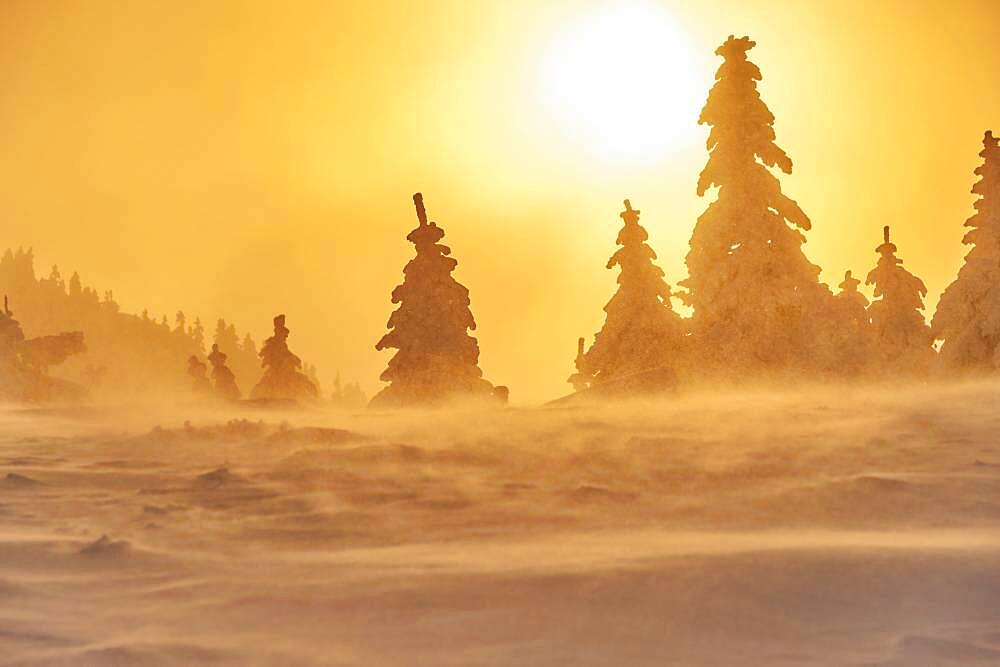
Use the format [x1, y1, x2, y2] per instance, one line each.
[371, 193, 492, 407]
[571, 199, 684, 391]
[208, 343, 241, 401]
[250, 314, 318, 401]
[679, 35, 835, 376]
[932, 131, 1000, 371]
[865, 226, 935, 375]
[835, 271, 870, 327]
[829, 270, 872, 376]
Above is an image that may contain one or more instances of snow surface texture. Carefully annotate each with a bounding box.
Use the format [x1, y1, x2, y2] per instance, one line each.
[1, 383, 1000, 665]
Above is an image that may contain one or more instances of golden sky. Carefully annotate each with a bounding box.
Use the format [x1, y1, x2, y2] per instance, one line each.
[2, 0, 999, 402]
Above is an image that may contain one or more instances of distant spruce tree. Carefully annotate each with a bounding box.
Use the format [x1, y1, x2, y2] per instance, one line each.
[834, 271, 870, 328]
[572, 199, 684, 390]
[214, 319, 240, 353]
[208, 343, 241, 401]
[829, 270, 872, 376]
[932, 131, 1000, 371]
[250, 314, 318, 401]
[680, 35, 834, 374]
[214, 319, 259, 393]
[187, 355, 211, 394]
[371, 193, 492, 407]
[331, 371, 367, 409]
[191, 317, 206, 352]
[865, 226, 935, 375]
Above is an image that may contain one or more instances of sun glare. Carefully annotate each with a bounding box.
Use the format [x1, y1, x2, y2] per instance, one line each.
[539, 2, 702, 163]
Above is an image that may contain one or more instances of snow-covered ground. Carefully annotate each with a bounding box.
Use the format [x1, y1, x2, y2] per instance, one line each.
[1, 382, 999, 665]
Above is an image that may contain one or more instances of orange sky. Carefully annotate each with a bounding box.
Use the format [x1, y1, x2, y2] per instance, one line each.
[2, 0, 999, 402]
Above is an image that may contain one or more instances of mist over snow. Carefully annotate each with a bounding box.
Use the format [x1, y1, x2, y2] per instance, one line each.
[1, 380, 999, 665]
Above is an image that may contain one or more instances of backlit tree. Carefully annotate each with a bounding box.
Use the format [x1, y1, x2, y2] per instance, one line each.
[208, 343, 241, 401]
[932, 130, 1000, 371]
[680, 35, 833, 375]
[828, 270, 872, 376]
[372, 193, 493, 407]
[250, 314, 318, 401]
[865, 226, 935, 375]
[187, 355, 211, 394]
[571, 199, 684, 391]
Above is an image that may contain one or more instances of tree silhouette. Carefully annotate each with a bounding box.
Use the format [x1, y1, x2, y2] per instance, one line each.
[932, 131, 1000, 371]
[0, 295, 86, 402]
[828, 270, 872, 376]
[214, 318, 259, 394]
[865, 226, 934, 375]
[0, 296, 27, 398]
[250, 314, 318, 401]
[208, 343, 241, 400]
[567, 337, 590, 392]
[187, 355, 211, 394]
[572, 199, 684, 390]
[372, 193, 492, 407]
[835, 271, 870, 328]
[191, 317, 206, 352]
[680, 35, 833, 374]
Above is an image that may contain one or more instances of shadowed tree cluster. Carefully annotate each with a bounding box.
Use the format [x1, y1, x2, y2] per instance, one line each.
[371, 193, 493, 407]
[565, 34, 953, 397]
[0, 296, 86, 402]
[0, 249, 263, 398]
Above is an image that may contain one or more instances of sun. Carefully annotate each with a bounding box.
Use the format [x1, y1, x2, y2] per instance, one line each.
[539, 2, 702, 163]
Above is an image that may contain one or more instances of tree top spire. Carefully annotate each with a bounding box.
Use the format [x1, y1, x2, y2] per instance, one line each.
[839, 270, 861, 291]
[413, 192, 428, 227]
[876, 225, 897, 256]
[620, 199, 640, 225]
[716, 35, 756, 59]
[986, 130, 997, 148]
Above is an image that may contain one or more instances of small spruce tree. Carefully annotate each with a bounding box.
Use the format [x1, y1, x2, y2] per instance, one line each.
[250, 314, 318, 401]
[572, 199, 684, 391]
[208, 343, 241, 401]
[835, 271, 870, 328]
[932, 131, 1000, 371]
[372, 193, 492, 407]
[865, 226, 935, 375]
[680, 35, 833, 375]
[828, 270, 872, 376]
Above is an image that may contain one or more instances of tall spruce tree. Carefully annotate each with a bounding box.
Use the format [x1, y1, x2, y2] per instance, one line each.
[932, 131, 1000, 371]
[250, 314, 318, 401]
[372, 193, 492, 407]
[572, 199, 684, 390]
[680, 35, 833, 374]
[865, 226, 935, 375]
